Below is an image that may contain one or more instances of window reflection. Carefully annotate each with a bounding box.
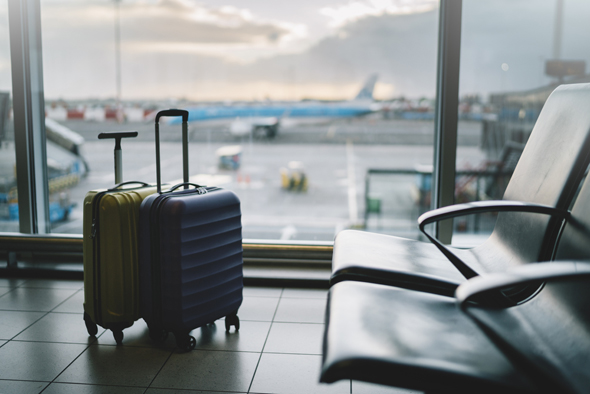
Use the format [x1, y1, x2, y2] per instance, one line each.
[454, 0, 590, 247]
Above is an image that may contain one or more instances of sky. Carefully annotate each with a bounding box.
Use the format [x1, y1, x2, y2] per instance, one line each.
[0, 0, 589, 102]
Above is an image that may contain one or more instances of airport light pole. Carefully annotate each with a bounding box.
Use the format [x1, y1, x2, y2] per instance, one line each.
[553, 0, 563, 61]
[114, 0, 123, 122]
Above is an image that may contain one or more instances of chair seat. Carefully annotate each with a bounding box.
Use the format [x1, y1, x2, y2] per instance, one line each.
[321, 280, 537, 393]
[331, 230, 470, 295]
[459, 263, 590, 394]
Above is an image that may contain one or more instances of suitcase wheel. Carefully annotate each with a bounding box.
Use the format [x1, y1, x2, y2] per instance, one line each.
[225, 313, 240, 332]
[149, 326, 169, 343]
[174, 333, 196, 352]
[112, 329, 124, 345]
[84, 312, 98, 337]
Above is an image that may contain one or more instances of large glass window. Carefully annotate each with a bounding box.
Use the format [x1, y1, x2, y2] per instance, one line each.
[39, 0, 442, 242]
[454, 0, 590, 246]
[0, 2, 16, 233]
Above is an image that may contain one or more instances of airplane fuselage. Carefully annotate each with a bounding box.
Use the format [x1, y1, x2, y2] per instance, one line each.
[182, 102, 375, 123]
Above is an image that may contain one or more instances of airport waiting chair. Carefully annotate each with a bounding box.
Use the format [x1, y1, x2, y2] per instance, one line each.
[320, 164, 590, 393]
[331, 83, 590, 296]
[457, 262, 590, 394]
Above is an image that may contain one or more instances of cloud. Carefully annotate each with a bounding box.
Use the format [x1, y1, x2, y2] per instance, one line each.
[232, 9, 440, 97]
[36, 0, 590, 101]
[320, 0, 437, 27]
[40, 0, 308, 62]
[121, 0, 304, 46]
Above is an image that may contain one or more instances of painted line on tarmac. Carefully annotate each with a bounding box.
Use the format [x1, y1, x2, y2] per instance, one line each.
[280, 224, 298, 240]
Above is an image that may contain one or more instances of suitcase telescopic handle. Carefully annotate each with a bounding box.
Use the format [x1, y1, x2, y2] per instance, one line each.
[155, 109, 188, 123]
[98, 131, 138, 185]
[154, 109, 190, 194]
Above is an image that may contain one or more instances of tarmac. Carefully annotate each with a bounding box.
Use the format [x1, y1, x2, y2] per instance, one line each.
[45, 117, 487, 242]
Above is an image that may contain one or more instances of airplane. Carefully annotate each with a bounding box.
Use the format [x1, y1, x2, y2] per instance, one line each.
[170, 75, 381, 138]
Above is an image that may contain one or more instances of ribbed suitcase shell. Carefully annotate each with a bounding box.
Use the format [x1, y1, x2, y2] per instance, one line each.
[83, 185, 157, 340]
[138, 186, 243, 344]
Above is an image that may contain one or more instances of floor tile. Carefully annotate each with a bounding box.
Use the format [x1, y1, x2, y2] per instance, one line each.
[14, 312, 104, 344]
[353, 381, 423, 394]
[0, 341, 87, 381]
[282, 288, 328, 299]
[0, 278, 26, 288]
[53, 289, 84, 313]
[19, 279, 84, 290]
[264, 322, 324, 355]
[194, 320, 271, 352]
[0, 287, 78, 312]
[146, 389, 245, 394]
[0, 310, 45, 340]
[151, 350, 260, 392]
[0, 380, 48, 394]
[274, 297, 327, 323]
[92, 319, 271, 353]
[238, 296, 280, 321]
[93, 319, 175, 349]
[56, 345, 172, 387]
[250, 353, 350, 394]
[0, 287, 12, 297]
[243, 287, 283, 298]
[43, 382, 146, 394]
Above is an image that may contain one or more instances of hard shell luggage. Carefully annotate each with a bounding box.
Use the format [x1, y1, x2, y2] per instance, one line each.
[138, 109, 243, 351]
[83, 131, 158, 344]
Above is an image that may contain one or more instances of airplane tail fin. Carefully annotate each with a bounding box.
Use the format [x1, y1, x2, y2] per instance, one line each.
[354, 74, 378, 101]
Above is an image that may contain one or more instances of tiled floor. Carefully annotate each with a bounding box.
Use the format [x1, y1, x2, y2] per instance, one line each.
[0, 278, 417, 394]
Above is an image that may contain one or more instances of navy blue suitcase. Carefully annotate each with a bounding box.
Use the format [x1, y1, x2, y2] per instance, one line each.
[138, 109, 243, 351]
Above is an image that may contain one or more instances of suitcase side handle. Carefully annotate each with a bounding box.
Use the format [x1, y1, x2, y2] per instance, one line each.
[108, 181, 150, 191]
[154, 109, 190, 194]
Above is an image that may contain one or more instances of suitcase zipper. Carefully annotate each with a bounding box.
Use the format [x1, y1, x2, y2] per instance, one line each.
[91, 191, 107, 327]
[149, 194, 169, 327]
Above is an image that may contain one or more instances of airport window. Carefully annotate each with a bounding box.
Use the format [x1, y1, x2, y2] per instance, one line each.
[453, 0, 590, 247]
[35, 0, 445, 242]
[0, 1, 16, 233]
[4, 1, 587, 249]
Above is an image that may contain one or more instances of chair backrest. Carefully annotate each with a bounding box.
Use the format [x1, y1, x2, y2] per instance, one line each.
[477, 83, 590, 269]
[462, 176, 590, 394]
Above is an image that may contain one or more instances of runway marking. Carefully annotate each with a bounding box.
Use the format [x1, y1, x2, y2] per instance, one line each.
[346, 139, 358, 225]
[280, 224, 298, 240]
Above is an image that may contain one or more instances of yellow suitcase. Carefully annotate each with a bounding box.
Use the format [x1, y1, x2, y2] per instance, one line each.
[82, 131, 157, 344]
[83, 182, 157, 344]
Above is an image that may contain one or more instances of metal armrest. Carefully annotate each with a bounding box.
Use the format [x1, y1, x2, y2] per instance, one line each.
[456, 261, 590, 308]
[417, 201, 570, 280]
